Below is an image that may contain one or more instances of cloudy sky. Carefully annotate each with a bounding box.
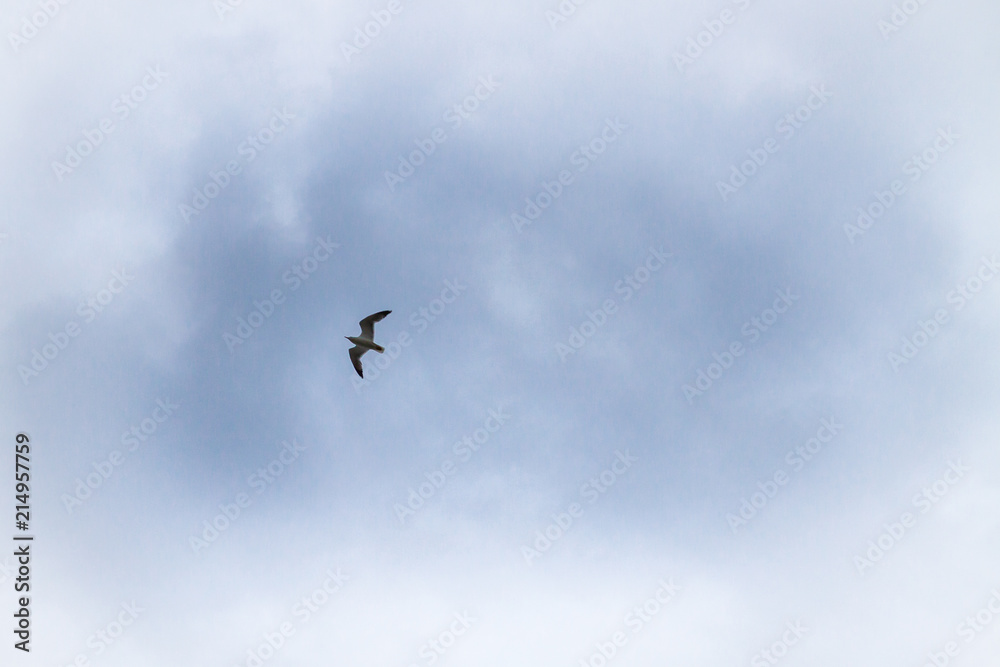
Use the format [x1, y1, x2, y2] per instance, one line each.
[3, 0, 1000, 665]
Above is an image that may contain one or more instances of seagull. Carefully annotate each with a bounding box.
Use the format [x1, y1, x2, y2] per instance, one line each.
[346, 310, 391, 378]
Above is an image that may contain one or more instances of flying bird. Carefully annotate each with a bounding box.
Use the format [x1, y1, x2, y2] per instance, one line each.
[346, 310, 391, 378]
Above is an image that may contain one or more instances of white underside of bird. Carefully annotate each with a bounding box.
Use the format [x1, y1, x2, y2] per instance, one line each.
[347, 310, 391, 378]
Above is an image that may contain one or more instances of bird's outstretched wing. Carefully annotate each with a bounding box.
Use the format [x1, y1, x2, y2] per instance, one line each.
[349, 346, 366, 378]
[358, 310, 392, 340]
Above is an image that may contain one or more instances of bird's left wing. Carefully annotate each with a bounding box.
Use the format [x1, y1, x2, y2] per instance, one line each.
[358, 310, 392, 339]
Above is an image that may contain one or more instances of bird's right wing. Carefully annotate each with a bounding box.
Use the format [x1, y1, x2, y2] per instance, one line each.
[358, 310, 392, 339]
[349, 346, 365, 377]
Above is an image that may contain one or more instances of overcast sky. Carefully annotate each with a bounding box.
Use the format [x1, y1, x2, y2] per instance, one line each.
[3, 0, 1000, 665]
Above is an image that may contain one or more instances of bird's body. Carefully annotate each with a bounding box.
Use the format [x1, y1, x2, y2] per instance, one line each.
[345, 336, 384, 353]
[346, 310, 391, 377]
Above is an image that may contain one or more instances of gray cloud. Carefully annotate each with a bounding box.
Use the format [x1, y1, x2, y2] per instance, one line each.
[3, 0, 1000, 664]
